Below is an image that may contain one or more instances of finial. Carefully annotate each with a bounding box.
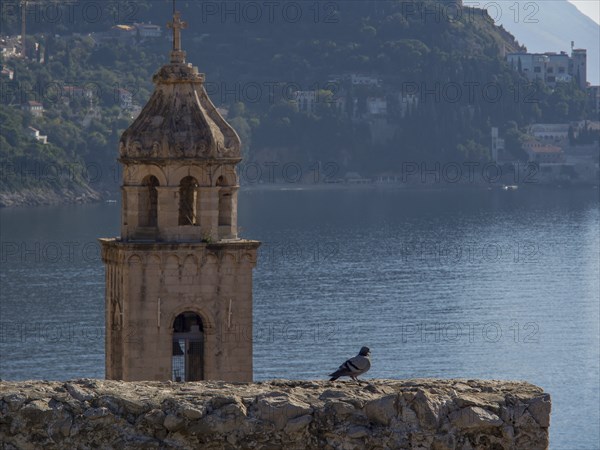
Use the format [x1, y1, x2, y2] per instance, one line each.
[167, 1, 187, 63]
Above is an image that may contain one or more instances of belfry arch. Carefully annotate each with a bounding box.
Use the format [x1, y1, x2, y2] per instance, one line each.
[172, 311, 204, 382]
[139, 175, 159, 228]
[179, 176, 199, 226]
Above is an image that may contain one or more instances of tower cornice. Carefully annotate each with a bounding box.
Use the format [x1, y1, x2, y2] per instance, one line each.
[152, 62, 205, 85]
[118, 157, 243, 165]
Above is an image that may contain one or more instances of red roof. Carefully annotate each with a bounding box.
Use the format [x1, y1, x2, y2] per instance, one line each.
[529, 145, 562, 154]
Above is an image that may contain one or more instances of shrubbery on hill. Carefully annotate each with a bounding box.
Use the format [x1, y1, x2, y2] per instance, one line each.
[0, 0, 593, 200]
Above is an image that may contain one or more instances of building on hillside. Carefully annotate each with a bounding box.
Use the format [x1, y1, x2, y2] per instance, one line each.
[398, 93, 419, 118]
[116, 88, 133, 110]
[27, 127, 48, 144]
[344, 172, 372, 184]
[507, 48, 587, 89]
[523, 140, 565, 163]
[134, 23, 162, 39]
[507, 53, 557, 83]
[570, 48, 587, 90]
[348, 74, 381, 87]
[366, 97, 387, 116]
[544, 52, 571, 85]
[294, 90, 318, 114]
[528, 121, 599, 146]
[522, 122, 599, 184]
[375, 173, 402, 184]
[528, 124, 570, 143]
[0, 46, 18, 59]
[0, 36, 20, 59]
[573, 120, 600, 133]
[292, 90, 345, 114]
[22, 100, 43, 117]
[1, 66, 14, 80]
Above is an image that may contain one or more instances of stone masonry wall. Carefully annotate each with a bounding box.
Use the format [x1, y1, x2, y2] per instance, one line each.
[0, 379, 550, 450]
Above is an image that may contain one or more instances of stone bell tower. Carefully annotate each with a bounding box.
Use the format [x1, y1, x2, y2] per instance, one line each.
[100, 9, 260, 382]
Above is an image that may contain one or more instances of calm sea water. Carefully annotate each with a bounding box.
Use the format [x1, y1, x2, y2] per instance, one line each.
[1, 187, 598, 449]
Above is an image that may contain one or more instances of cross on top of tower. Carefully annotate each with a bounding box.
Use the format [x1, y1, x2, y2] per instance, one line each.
[167, 3, 187, 63]
[168, 11, 187, 52]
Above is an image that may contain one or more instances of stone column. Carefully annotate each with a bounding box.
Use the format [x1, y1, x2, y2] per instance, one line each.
[230, 187, 239, 239]
[157, 186, 180, 230]
[121, 186, 142, 240]
[198, 187, 219, 241]
[218, 187, 239, 240]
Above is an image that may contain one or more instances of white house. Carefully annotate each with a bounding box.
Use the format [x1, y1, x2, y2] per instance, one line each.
[294, 91, 318, 113]
[0, 67, 14, 80]
[366, 97, 387, 116]
[398, 93, 419, 118]
[528, 124, 570, 142]
[0, 36, 20, 59]
[27, 127, 48, 144]
[22, 101, 44, 117]
[349, 74, 381, 87]
[134, 23, 162, 39]
[507, 48, 587, 89]
[293, 90, 344, 114]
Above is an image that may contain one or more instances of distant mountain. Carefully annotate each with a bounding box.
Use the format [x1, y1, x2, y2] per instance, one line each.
[497, 0, 600, 84]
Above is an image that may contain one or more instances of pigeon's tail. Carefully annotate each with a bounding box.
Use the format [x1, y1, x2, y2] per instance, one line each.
[329, 369, 346, 381]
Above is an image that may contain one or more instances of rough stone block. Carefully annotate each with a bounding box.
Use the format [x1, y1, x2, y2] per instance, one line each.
[0, 379, 551, 450]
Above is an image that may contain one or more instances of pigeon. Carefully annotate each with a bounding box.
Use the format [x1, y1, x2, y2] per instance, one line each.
[329, 347, 371, 382]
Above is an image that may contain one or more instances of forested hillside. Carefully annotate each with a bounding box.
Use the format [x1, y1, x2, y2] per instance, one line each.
[0, 0, 592, 205]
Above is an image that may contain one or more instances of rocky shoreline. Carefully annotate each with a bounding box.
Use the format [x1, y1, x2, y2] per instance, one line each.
[0, 378, 550, 449]
[0, 187, 102, 208]
[2, 182, 594, 208]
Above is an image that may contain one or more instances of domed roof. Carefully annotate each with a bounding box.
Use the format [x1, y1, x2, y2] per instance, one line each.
[119, 12, 241, 162]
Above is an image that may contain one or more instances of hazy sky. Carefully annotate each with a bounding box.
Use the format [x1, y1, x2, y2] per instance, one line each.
[568, 0, 600, 24]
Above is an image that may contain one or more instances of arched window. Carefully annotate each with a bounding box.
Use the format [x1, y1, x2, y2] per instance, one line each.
[139, 175, 159, 227]
[216, 176, 232, 228]
[179, 176, 199, 225]
[172, 312, 204, 381]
